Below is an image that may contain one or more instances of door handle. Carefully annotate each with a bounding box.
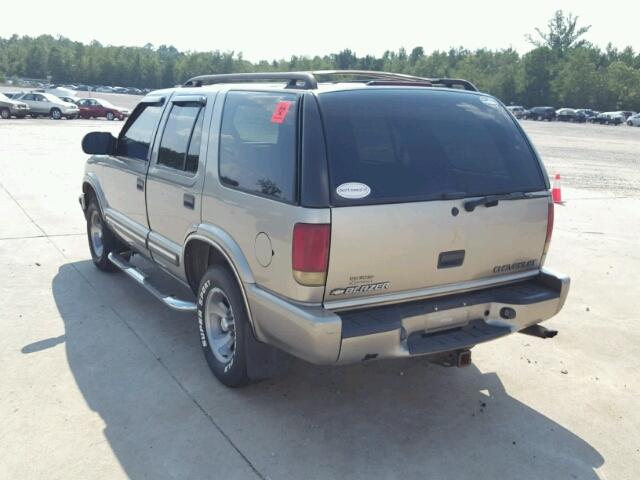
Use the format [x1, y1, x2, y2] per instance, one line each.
[136, 177, 144, 191]
[183, 194, 195, 209]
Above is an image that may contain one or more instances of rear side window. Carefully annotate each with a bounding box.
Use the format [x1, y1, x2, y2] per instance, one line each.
[116, 103, 163, 161]
[219, 91, 298, 203]
[157, 103, 203, 173]
[319, 89, 546, 205]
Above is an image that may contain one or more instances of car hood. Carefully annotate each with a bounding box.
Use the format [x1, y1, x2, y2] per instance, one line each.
[7, 99, 29, 108]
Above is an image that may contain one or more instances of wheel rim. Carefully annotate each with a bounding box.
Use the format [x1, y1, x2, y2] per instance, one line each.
[204, 288, 236, 364]
[52, 109, 61, 119]
[1, 109, 9, 119]
[107, 113, 114, 120]
[89, 210, 104, 257]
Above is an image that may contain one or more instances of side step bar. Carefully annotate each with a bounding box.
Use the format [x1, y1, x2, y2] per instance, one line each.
[107, 252, 197, 312]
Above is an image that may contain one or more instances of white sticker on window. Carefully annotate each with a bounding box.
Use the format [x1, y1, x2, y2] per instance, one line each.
[336, 182, 371, 199]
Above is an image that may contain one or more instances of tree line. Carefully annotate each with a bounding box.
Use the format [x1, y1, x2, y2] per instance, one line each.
[1, 11, 639, 111]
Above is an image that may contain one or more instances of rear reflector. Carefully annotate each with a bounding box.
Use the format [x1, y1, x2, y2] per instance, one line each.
[543, 201, 554, 256]
[292, 223, 330, 286]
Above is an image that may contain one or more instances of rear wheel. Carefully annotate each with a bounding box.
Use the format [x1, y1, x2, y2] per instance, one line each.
[50, 108, 62, 120]
[0, 108, 10, 119]
[197, 266, 254, 387]
[86, 200, 124, 271]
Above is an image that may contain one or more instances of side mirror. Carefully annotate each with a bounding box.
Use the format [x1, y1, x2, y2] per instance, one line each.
[82, 131, 116, 155]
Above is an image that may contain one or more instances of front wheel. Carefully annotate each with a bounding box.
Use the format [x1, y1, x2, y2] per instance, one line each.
[197, 266, 254, 387]
[106, 112, 115, 121]
[50, 108, 62, 120]
[85, 201, 124, 271]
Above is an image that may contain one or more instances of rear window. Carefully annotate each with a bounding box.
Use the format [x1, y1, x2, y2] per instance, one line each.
[319, 89, 546, 205]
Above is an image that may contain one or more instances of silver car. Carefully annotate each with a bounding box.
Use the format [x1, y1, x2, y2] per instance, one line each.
[79, 71, 569, 387]
[0, 92, 30, 119]
[15, 92, 79, 119]
[627, 113, 640, 127]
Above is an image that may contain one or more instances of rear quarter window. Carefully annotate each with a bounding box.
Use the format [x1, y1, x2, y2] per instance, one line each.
[218, 91, 298, 203]
[318, 89, 546, 206]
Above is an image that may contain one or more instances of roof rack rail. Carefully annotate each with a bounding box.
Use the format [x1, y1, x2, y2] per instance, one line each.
[182, 71, 478, 92]
[429, 78, 478, 91]
[183, 72, 318, 89]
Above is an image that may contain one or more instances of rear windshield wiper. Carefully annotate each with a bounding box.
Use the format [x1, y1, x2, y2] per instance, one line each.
[464, 192, 549, 212]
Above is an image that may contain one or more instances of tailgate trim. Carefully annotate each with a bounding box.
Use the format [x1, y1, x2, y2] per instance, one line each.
[324, 269, 540, 311]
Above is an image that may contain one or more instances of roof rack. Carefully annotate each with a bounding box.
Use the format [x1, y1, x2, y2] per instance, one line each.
[182, 70, 478, 92]
[183, 72, 318, 89]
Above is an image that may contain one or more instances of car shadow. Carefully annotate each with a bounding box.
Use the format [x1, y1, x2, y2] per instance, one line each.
[48, 261, 604, 480]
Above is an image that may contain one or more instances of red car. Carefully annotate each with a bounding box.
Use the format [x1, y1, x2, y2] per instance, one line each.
[77, 98, 130, 120]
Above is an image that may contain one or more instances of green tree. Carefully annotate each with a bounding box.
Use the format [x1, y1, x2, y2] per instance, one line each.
[526, 10, 591, 56]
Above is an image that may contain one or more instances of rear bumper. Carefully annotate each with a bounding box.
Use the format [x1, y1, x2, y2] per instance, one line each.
[246, 268, 569, 365]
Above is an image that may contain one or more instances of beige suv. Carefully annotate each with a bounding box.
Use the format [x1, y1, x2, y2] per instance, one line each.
[79, 71, 569, 387]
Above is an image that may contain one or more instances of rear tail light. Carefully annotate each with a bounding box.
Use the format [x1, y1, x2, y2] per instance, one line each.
[292, 223, 330, 286]
[542, 201, 554, 259]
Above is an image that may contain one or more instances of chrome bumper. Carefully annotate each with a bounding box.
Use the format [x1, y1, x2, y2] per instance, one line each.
[246, 269, 570, 366]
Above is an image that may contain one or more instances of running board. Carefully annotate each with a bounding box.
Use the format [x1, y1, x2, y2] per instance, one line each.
[107, 252, 197, 312]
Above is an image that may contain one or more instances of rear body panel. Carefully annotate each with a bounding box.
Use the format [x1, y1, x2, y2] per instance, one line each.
[325, 195, 549, 305]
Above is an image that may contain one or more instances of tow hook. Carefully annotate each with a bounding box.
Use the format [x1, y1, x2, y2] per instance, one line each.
[519, 324, 558, 339]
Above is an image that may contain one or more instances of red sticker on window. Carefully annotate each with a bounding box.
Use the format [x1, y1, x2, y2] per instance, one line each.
[271, 101, 292, 124]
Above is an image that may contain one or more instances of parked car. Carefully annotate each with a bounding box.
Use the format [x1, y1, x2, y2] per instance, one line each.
[619, 111, 636, 120]
[0, 92, 30, 119]
[94, 86, 114, 93]
[77, 98, 130, 120]
[14, 92, 79, 119]
[57, 96, 80, 105]
[626, 113, 640, 126]
[556, 108, 587, 123]
[79, 71, 569, 387]
[506, 105, 529, 119]
[575, 109, 598, 120]
[591, 112, 625, 125]
[2, 92, 22, 99]
[528, 106, 556, 121]
[45, 87, 76, 99]
[112, 86, 128, 94]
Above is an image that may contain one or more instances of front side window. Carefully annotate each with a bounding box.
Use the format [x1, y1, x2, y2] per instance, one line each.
[157, 103, 203, 172]
[116, 103, 163, 161]
[219, 91, 298, 202]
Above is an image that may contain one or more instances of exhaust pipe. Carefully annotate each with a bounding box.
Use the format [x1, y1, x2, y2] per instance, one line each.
[519, 324, 558, 339]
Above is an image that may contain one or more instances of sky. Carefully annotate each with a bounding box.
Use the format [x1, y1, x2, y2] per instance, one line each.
[1, 0, 638, 61]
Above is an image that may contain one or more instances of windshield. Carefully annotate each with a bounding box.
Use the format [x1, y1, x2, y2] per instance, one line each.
[319, 89, 546, 206]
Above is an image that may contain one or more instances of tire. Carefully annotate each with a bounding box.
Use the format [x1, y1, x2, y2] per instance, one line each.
[106, 112, 114, 121]
[0, 108, 10, 119]
[85, 200, 123, 272]
[197, 265, 255, 387]
[50, 108, 62, 120]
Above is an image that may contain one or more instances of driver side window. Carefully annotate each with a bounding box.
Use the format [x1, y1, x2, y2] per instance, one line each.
[116, 103, 162, 161]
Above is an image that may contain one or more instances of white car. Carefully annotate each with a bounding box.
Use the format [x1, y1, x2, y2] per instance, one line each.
[14, 92, 79, 119]
[627, 113, 640, 127]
